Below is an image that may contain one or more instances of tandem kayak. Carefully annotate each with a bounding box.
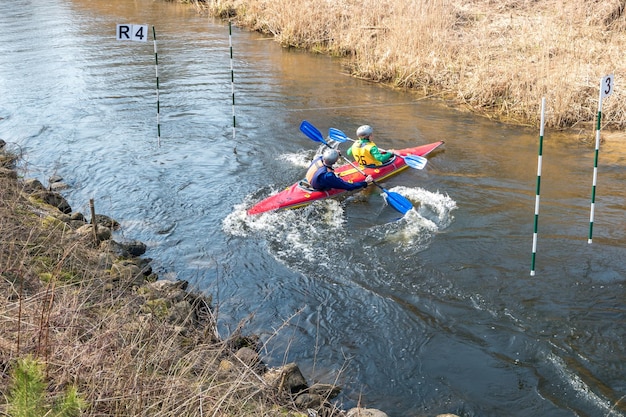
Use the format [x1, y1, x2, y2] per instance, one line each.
[247, 140, 445, 215]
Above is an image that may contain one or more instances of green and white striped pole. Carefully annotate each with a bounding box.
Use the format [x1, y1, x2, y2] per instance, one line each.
[530, 97, 546, 276]
[229, 20, 236, 141]
[153, 26, 161, 147]
[588, 74, 614, 244]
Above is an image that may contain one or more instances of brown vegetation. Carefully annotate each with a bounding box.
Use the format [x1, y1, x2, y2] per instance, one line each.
[0, 144, 323, 416]
[196, 0, 626, 130]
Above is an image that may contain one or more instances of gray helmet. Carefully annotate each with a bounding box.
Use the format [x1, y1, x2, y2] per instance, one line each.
[356, 125, 373, 138]
[322, 149, 339, 166]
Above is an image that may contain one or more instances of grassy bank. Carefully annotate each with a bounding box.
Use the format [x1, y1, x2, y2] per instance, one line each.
[0, 147, 311, 416]
[196, 0, 625, 131]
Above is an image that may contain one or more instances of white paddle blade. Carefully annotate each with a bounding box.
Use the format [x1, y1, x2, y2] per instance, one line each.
[403, 155, 428, 170]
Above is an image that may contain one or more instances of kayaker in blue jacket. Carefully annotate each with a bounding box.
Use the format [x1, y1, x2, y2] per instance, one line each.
[347, 125, 395, 167]
[305, 149, 373, 191]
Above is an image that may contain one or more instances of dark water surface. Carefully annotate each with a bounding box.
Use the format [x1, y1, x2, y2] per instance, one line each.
[1, 1, 625, 416]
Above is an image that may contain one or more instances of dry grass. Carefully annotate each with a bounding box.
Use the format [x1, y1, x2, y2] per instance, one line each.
[199, 0, 626, 130]
[0, 158, 304, 416]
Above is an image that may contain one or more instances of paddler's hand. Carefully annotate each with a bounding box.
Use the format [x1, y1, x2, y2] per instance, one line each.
[364, 175, 373, 184]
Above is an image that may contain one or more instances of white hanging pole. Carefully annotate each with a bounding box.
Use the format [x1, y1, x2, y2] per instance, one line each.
[588, 74, 614, 244]
[530, 97, 546, 276]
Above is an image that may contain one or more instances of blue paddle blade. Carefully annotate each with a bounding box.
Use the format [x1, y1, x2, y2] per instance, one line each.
[328, 128, 350, 143]
[382, 189, 413, 214]
[300, 120, 328, 145]
[403, 154, 428, 170]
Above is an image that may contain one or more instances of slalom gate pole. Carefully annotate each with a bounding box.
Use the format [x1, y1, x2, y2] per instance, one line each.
[530, 97, 546, 276]
[153, 26, 161, 147]
[588, 74, 614, 244]
[229, 20, 236, 140]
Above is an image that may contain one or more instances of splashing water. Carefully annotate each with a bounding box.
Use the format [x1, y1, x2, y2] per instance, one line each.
[223, 185, 457, 267]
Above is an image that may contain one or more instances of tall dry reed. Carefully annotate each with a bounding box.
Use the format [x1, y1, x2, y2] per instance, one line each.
[201, 0, 626, 130]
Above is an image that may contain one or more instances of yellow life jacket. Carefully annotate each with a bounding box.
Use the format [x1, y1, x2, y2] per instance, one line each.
[350, 140, 381, 166]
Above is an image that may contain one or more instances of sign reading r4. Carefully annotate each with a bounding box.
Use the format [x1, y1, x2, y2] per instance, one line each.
[116, 24, 148, 42]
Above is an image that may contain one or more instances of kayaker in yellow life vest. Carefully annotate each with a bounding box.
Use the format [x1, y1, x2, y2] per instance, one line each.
[346, 125, 395, 167]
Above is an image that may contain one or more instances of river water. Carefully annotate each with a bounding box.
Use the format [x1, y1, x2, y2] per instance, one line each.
[1, 1, 625, 416]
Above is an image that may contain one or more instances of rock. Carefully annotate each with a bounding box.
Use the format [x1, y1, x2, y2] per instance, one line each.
[31, 190, 71, 214]
[168, 300, 193, 325]
[49, 181, 69, 191]
[219, 359, 235, 372]
[143, 280, 189, 302]
[346, 408, 389, 417]
[97, 226, 113, 241]
[235, 346, 258, 365]
[136, 280, 216, 330]
[49, 174, 63, 184]
[133, 258, 152, 276]
[69, 219, 87, 229]
[93, 214, 120, 229]
[48, 211, 71, 224]
[263, 362, 308, 394]
[139, 281, 190, 313]
[70, 212, 85, 222]
[306, 383, 341, 400]
[76, 224, 112, 242]
[100, 240, 146, 258]
[294, 393, 324, 409]
[122, 240, 147, 256]
[100, 240, 128, 258]
[109, 261, 143, 286]
[235, 347, 266, 373]
[68, 212, 87, 229]
[23, 178, 46, 193]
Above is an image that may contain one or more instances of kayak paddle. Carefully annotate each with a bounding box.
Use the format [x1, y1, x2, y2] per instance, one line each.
[299, 120, 413, 215]
[328, 127, 428, 170]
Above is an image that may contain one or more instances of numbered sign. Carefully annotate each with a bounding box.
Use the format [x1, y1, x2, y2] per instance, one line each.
[601, 74, 614, 99]
[116, 24, 148, 42]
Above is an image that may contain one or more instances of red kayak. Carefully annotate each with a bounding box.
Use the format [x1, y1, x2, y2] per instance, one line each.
[247, 141, 444, 215]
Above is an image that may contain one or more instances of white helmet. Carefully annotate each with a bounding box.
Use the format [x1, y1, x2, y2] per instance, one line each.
[322, 149, 339, 166]
[356, 125, 373, 138]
